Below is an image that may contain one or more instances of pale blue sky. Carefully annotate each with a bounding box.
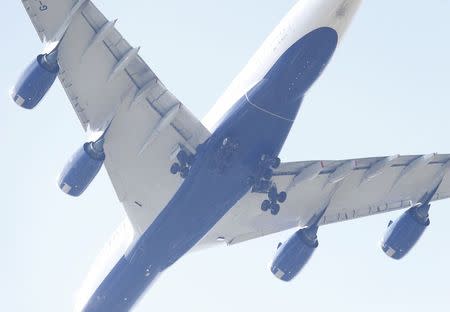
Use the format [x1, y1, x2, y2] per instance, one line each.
[2, 1, 450, 311]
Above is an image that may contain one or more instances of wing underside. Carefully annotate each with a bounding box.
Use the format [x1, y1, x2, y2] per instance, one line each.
[199, 154, 450, 247]
[21, 0, 211, 233]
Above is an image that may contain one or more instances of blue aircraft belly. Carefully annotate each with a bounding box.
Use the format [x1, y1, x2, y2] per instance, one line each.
[82, 27, 338, 312]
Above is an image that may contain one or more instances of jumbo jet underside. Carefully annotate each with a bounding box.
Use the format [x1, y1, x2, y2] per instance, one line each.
[11, 0, 450, 311]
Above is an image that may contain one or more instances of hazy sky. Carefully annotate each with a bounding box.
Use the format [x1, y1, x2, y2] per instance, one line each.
[2, 1, 450, 311]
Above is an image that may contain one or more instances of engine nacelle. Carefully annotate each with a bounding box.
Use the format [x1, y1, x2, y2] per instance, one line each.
[58, 141, 105, 197]
[381, 204, 430, 260]
[10, 51, 59, 109]
[270, 226, 318, 282]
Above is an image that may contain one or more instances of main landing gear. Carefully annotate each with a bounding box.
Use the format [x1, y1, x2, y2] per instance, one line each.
[170, 150, 195, 179]
[249, 155, 287, 216]
[261, 185, 287, 216]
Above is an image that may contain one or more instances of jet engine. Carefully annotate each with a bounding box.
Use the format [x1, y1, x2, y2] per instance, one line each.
[58, 140, 105, 197]
[381, 204, 430, 260]
[270, 226, 318, 282]
[10, 50, 60, 109]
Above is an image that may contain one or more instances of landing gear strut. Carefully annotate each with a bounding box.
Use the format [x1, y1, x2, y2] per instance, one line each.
[251, 155, 281, 192]
[250, 154, 287, 216]
[170, 150, 194, 179]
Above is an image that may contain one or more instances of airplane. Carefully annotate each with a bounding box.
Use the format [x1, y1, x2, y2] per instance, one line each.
[10, 0, 450, 311]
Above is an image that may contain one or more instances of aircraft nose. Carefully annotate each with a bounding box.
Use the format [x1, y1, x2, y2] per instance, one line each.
[328, 0, 362, 40]
[293, 0, 362, 43]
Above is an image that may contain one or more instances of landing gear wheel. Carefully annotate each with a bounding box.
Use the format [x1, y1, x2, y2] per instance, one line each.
[268, 187, 278, 202]
[177, 150, 188, 166]
[261, 200, 271, 212]
[170, 163, 181, 174]
[277, 191, 287, 203]
[187, 154, 195, 165]
[180, 167, 190, 178]
[270, 203, 280, 216]
[272, 157, 281, 169]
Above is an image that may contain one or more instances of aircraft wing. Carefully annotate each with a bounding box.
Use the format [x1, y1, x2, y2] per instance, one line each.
[200, 154, 450, 247]
[21, 0, 211, 233]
